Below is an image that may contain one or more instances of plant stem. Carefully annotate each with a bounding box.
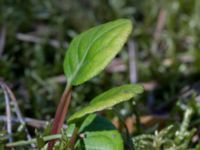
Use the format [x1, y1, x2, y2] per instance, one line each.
[6, 134, 61, 147]
[48, 85, 72, 150]
[68, 127, 78, 149]
[132, 100, 142, 134]
[113, 109, 134, 150]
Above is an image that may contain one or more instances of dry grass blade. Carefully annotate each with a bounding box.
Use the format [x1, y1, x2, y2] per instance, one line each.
[0, 26, 6, 57]
[16, 33, 68, 48]
[128, 40, 137, 83]
[151, 8, 167, 55]
[0, 82, 12, 142]
[154, 9, 167, 41]
[0, 81, 35, 148]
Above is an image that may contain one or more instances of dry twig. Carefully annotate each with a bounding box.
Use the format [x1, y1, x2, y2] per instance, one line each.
[0, 116, 48, 129]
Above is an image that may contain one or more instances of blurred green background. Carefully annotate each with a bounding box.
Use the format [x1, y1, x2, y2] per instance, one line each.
[0, 0, 200, 130]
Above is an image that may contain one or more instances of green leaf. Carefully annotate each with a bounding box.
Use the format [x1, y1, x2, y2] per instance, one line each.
[64, 19, 132, 86]
[75, 115, 118, 149]
[78, 114, 116, 133]
[66, 123, 76, 138]
[83, 131, 123, 150]
[68, 84, 143, 122]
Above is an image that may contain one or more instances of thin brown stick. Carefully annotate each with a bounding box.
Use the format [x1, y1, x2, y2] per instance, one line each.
[48, 87, 72, 150]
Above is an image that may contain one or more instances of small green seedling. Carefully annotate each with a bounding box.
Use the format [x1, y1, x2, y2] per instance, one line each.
[47, 19, 143, 149]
